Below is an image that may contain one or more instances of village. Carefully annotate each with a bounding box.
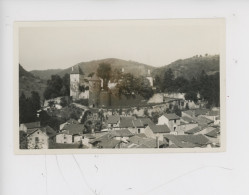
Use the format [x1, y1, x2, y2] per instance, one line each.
[19, 64, 220, 150]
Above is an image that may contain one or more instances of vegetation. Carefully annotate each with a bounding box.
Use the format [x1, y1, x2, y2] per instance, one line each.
[97, 63, 112, 90]
[155, 69, 220, 107]
[43, 74, 70, 99]
[19, 91, 41, 124]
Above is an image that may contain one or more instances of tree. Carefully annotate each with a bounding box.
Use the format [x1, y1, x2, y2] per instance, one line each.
[30, 91, 41, 112]
[163, 68, 174, 92]
[154, 75, 162, 91]
[60, 97, 68, 107]
[19, 92, 27, 124]
[185, 91, 198, 103]
[44, 75, 63, 99]
[60, 73, 70, 96]
[151, 112, 160, 124]
[97, 63, 112, 90]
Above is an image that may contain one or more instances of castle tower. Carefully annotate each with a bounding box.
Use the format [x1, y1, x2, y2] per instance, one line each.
[146, 69, 153, 87]
[88, 74, 101, 108]
[70, 65, 84, 100]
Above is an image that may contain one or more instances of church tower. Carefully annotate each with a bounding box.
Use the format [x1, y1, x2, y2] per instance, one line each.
[70, 65, 84, 100]
[88, 74, 101, 108]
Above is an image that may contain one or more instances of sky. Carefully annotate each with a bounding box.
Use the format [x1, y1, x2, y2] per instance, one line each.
[18, 19, 224, 71]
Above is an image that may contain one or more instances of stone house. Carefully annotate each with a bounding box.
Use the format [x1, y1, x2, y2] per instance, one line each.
[27, 128, 49, 149]
[143, 124, 171, 141]
[157, 113, 180, 132]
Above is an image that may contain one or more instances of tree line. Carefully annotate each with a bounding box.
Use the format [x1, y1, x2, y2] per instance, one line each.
[154, 68, 220, 107]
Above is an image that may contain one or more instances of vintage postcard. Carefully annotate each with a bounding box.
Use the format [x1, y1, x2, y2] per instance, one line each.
[14, 19, 226, 154]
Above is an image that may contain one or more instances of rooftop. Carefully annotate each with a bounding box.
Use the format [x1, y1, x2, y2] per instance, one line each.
[149, 124, 170, 133]
[163, 113, 180, 120]
[164, 134, 210, 148]
[70, 65, 84, 75]
[22, 121, 41, 129]
[106, 115, 120, 124]
[62, 123, 85, 135]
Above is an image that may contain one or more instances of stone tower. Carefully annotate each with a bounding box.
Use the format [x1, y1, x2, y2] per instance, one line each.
[70, 65, 84, 100]
[146, 69, 153, 87]
[88, 74, 101, 108]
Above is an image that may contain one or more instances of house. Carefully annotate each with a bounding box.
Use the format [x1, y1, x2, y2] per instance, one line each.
[60, 118, 79, 130]
[19, 121, 41, 133]
[110, 129, 134, 141]
[82, 134, 96, 148]
[192, 116, 213, 127]
[55, 123, 85, 144]
[26, 126, 53, 149]
[164, 134, 211, 148]
[119, 117, 145, 134]
[106, 115, 120, 130]
[89, 133, 122, 148]
[144, 124, 170, 141]
[157, 113, 180, 132]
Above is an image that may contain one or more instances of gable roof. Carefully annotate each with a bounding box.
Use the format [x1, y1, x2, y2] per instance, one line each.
[193, 116, 213, 126]
[129, 136, 164, 148]
[185, 126, 203, 134]
[22, 121, 41, 129]
[110, 129, 134, 137]
[40, 126, 57, 138]
[132, 119, 144, 128]
[182, 110, 195, 117]
[205, 128, 220, 138]
[181, 116, 196, 123]
[107, 115, 120, 124]
[139, 117, 154, 126]
[194, 109, 209, 116]
[62, 124, 85, 135]
[149, 124, 170, 133]
[208, 110, 220, 116]
[164, 134, 210, 148]
[119, 117, 135, 128]
[71, 65, 84, 75]
[163, 113, 180, 120]
[98, 139, 121, 148]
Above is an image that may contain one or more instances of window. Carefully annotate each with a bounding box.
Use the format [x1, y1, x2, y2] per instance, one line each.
[174, 127, 176, 131]
[174, 119, 176, 123]
[35, 137, 39, 142]
[138, 129, 141, 133]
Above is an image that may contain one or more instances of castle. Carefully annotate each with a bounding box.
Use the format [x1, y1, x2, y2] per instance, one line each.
[70, 65, 153, 108]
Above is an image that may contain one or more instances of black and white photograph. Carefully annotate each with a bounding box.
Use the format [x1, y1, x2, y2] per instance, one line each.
[15, 19, 225, 153]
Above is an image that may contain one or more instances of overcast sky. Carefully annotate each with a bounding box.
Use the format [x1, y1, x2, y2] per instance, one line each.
[19, 19, 224, 71]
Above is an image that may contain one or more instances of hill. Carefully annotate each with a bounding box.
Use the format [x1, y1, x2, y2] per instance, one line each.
[152, 55, 219, 80]
[30, 69, 63, 80]
[31, 58, 155, 80]
[19, 64, 47, 100]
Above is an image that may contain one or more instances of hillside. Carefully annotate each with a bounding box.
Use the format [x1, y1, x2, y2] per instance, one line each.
[31, 58, 155, 80]
[31, 69, 63, 80]
[152, 55, 219, 80]
[19, 64, 47, 100]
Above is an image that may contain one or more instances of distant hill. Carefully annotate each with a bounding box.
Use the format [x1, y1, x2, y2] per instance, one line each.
[152, 55, 219, 80]
[31, 69, 63, 80]
[19, 64, 47, 100]
[31, 58, 155, 80]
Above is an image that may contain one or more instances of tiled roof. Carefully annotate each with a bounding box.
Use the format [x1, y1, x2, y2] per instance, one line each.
[181, 116, 196, 123]
[106, 115, 120, 124]
[194, 109, 209, 116]
[23, 121, 41, 129]
[163, 113, 180, 120]
[129, 136, 164, 148]
[193, 116, 213, 125]
[71, 65, 84, 75]
[185, 126, 202, 134]
[205, 128, 220, 138]
[182, 110, 195, 117]
[62, 124, 84, 135]
[119, 117, 135, 128]
[132, 119, 144, 127]
[208, 110, 220, 116]
[27, 126, 56, 138]
[139, 117, 154, 126]
[98, 139, 121, 148]
[149, 124, 170, 133]
[164, 134, 210, 148]
[110, 129, 134, 137]
[136, 133, 147, 138]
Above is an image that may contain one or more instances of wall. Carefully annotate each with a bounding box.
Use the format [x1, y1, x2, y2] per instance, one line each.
[55, 134, 73, 144]
[27, 130, 49, 149]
